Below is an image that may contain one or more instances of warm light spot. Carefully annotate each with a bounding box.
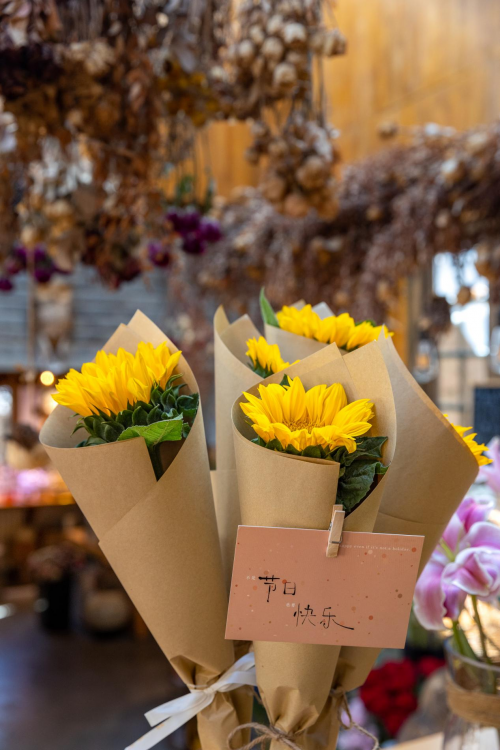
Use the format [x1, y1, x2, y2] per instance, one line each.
[40, 370, 55, 386]
[369, 615, 373, 620]
[411, 547, 417, 552]
[253, 586, 257, 590]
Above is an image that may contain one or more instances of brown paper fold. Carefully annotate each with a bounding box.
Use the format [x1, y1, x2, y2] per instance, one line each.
[232, 343, 396, 750]
[262, 317, 479, 748]
[40, 311, 251, 750]
[214, 306, 262, 588]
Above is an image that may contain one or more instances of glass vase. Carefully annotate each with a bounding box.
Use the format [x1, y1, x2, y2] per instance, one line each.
[443, 638, 500, 750]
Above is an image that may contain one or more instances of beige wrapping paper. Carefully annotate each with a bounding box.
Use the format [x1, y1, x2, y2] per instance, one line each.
[40, 311, 249, 750]
[262, 315, 479, 747]
[232, 343, 397, 750]
[214, 306, 261, 588]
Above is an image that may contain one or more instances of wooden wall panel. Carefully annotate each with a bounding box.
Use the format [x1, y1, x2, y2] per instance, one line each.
[208, 0, 500, 195]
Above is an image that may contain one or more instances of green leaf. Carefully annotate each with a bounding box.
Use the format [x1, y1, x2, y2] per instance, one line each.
[279, 373, 291, 388]
[342, 436, 388, 467]
[80, 436, 107, 447]
[260, 288, 279, 328]
[302, 445, 323, 459]
[117, 416, 184, 448]
[135, 400, 153, 413]
[146, 405, 163, 425]
[265, 438, 284, 452]
[116, 410, 133, 427]
[336, 459, 386, 512]
[249, 361, 273, 378]
[132, 406, 149, 426]
[182, 422, 191, 439]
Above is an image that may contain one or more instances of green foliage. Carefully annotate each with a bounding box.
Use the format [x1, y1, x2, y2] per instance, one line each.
[253, 433, 388, 513]
[259, 288, 279, 328]
[249, 360, 274, 378]
[75, 373, 199, 449]
[118, 417, 183, 448]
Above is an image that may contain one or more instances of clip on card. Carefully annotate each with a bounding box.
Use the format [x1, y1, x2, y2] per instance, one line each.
[326, 504, 345, 558]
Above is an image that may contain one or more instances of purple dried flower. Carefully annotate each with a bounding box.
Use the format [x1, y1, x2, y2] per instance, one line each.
[0, 276, 14, 291]
[147, 241, 171, 268]
[200, 218, 222, 243]
[181, 231, 206, 255]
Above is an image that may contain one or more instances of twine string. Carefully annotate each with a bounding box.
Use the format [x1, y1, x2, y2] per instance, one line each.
[227, 722, 304, 750]
[331, 688, 380, 750]
[446, 676, 500, 729]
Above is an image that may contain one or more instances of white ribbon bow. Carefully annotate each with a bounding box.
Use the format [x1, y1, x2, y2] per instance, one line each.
[125, 652, 257, 750]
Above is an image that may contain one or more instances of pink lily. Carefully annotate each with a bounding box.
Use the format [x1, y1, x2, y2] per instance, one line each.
[413, 497, 497, 629]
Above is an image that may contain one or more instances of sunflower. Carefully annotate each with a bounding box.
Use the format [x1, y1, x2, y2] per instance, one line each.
[246, 336, 297, 377]
[346, 322, 393, 351]
[275, 304, 393, 351]
[54, 342, 182, 417]
[276, 305, 354, 347]
[446, 417, 492, 466]
[240, 376, 374, 454]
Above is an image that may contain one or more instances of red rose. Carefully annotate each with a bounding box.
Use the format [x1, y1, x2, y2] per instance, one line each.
[383, 710, 411, 736]
[418, 656, 445, 678]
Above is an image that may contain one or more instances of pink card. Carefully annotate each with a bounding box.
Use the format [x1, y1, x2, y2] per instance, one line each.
[226, 526, 424, 648]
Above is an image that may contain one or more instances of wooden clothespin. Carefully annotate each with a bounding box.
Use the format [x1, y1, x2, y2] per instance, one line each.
[326, 504, 345, 558]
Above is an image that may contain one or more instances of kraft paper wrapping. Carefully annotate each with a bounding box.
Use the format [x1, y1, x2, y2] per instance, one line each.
[232, 343, 397, 750]
[214, 307, 261, 588]
[262, 317, 479, 748]
[40, 311, 250, 750]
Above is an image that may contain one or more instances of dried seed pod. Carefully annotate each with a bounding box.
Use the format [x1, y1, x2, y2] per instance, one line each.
[322, 29, 347, 56]
[283, 192, 310, 217]
[237, 39, 256, 66]
[440, 157, 465, 186]
[251, 120, 270, 139]
[309, 29, 326, 54]
[261, 36, 285, 62]
[286, 51, 308, 70]
[273, 61, 297, 90]
[268, 138, 288, 159]
[261, 174, 288, 202]
[248, 24, 265, 47]
[282, 22, 307, 49]
[296, 155, 328, 190]
[266, 15, 284, 36]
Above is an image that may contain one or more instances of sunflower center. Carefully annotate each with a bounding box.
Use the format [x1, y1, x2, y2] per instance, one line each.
[285, 418, 317, 432]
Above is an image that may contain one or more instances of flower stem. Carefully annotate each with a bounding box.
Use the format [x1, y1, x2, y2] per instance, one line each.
[471, 597, 497, 694]
[149, 445, 164, 480]
[471, 596, 491, 664]
[452, 620, 477, 660]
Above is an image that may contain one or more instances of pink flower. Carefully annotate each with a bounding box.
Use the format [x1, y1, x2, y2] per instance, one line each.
[414, 497, 499, 629]
[479, 437, 500, 493]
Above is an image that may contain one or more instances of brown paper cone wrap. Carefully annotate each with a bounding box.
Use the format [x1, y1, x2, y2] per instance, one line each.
[40, 311, 250, 750]
[214, 307, 261, 588]
[332, 334, 479, 694]
[232, 343, 396, 750]
[264, 317, 479, 748]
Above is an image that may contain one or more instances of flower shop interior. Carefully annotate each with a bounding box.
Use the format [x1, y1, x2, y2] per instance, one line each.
[1, 2, 500, 750]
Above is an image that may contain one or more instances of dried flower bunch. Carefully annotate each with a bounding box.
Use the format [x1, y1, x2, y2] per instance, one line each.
[0, 0, 346, 288]
[214, 0, 345, 119]
[186, 121, 500, 327]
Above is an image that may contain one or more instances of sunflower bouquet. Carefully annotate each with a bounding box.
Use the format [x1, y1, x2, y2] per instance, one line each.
[41, 311, 252, 750]
[241, 375, 388, 511]
[231, 339, 397, 750]
[54, 341, 198, 479]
